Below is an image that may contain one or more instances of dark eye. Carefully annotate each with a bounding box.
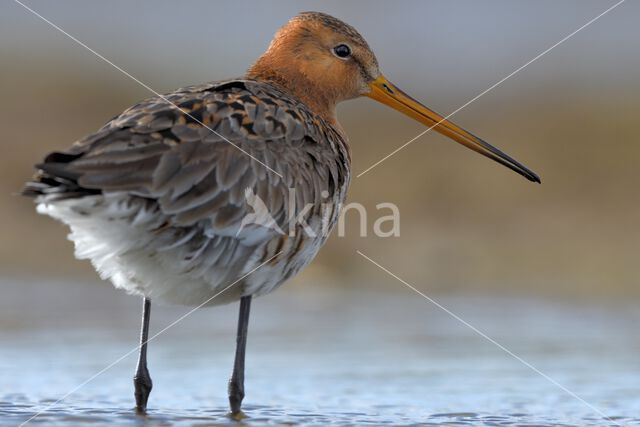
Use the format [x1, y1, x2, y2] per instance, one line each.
[332, 44, 351, 59]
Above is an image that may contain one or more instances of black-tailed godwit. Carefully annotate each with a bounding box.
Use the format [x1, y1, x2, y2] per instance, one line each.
[23, 11, 540, 416]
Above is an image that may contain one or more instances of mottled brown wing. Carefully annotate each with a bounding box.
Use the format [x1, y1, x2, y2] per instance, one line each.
[27, 79, 350, 242]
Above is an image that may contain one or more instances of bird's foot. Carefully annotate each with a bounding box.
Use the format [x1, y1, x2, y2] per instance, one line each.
[133, 370, 153, 414]
[227, 409, 248, 421]
[228, 380, 245, 415]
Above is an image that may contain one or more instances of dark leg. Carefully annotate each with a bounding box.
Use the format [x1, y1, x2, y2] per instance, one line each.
[228, 295, 252, 415]
[134, 297, 152, 414]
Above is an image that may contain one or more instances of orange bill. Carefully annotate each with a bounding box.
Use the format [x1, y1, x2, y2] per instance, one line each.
[366, 75, 541, 183]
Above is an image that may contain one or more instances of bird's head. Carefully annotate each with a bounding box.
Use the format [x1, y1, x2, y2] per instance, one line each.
[248, 11, 540, 183]
[248, 12, 380, 108]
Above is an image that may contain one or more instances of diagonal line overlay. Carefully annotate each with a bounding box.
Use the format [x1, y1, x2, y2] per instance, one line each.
[356, 250, 624, 427]
[12, 0, 283, 179]
[18, 251, 283, 426]
[357, 0, 626, 178]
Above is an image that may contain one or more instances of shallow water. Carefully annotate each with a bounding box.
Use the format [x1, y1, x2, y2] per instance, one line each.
[1, 278, 639, 426]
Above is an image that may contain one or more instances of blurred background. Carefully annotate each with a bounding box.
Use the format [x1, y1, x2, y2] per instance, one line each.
[1, 0, 638, 299]
[2, 1, 640, 425]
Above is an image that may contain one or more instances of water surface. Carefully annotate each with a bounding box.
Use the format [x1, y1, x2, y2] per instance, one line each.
[1, 279, 639, 426]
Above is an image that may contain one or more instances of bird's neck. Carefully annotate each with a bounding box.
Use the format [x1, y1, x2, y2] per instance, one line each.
[246, 56, 339, 125]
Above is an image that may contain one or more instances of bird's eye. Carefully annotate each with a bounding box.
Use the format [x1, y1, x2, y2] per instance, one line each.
[332, 44, 351, 59]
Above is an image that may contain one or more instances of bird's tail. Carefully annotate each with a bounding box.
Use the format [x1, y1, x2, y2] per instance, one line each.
[22, 151, 99, 200]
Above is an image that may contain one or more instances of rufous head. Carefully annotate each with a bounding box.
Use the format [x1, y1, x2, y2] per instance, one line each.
[247, 12, 380, 119]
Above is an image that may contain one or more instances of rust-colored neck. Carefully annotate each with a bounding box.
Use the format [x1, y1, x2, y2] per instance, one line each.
[247, 57, 339, 125]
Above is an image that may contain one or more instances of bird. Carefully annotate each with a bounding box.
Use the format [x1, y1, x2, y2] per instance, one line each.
[23, 11, 540, 417]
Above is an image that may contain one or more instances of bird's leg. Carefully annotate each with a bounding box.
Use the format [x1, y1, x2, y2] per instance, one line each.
[228, 295, 252, 415]
[134, 297, 152, 414]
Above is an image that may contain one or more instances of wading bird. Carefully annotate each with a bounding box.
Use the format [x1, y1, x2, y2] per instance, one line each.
[23, 11, 540, 416]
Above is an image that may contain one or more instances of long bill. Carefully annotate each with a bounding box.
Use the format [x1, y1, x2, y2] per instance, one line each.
[366, 75, 541, 183]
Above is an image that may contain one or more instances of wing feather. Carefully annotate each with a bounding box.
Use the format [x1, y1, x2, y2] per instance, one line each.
[25, 79, 351, 247]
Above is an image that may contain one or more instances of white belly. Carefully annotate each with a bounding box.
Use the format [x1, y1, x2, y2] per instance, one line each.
[36, 192, 329, 306]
